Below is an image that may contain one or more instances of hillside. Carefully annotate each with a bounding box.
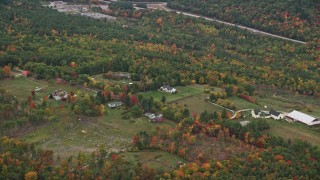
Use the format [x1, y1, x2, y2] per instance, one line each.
[1, 0, 320, 179]
[1, 0, 319, 95]
[168, 0, 320, 42]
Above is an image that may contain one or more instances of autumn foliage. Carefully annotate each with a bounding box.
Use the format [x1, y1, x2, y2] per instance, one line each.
[239, 94, 256, 103]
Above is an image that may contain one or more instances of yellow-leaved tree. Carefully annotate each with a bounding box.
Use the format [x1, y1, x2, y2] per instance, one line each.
[25, 171, 37, 180]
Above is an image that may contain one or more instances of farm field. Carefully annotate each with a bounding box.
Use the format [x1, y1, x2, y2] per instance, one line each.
[20, 108, 176, 158]
[262, 119, 320, 147]
[121, 151, 186, 172]
[175, 93, 224, 114]
[229, 94, 320, 118]
[0, 77, 177, 158]
[0, 77, 94, 101]
[141, 85, 204, 103]
[230, 96, 260, 110]
[255, 96, 320, 118]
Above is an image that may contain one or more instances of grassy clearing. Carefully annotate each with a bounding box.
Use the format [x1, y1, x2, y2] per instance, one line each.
[229, 94, 320, 118]
[20, 108, 176, 158]
[121, 151, 186, 171]
[255, 96, 320, 117]
[140, 85, 204, 103]
[262, 119, 320, 147]
[0, 77, 94, 101]
[1, 77, 176, 158]
[234, 116, 320, 147]
[230, 96, 260, 110]
[175, 93, 224, 114]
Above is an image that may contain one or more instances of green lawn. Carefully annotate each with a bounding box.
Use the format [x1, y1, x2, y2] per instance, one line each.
[121, 151, 186, 171]
[176, 93, 224, 114]
[230, 96, 260, 110]
[140, 85, 204, 103]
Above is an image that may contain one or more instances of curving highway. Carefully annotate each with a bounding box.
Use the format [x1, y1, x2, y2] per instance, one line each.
[147, 3, 306, 45]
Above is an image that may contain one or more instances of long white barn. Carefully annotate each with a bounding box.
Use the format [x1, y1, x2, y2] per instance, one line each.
[286, 110, 320, 126]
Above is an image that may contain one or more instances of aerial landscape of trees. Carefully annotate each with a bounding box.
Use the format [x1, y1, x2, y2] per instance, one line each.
[1, 0, 320, 178]
[168, 0, 320, 42]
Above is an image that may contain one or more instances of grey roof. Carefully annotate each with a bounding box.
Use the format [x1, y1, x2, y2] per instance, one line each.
[269, 110, 281, 116]
[162, 85, 173, 90]
[254, 109, 261, 115]
[108, 101, 122, 107]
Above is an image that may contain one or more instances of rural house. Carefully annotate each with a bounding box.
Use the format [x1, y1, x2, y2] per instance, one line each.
[269, 110, 283, 120]
[251, 109, 261, 118]
[160, 85, 177, 93]
[50, 89, 68, 101]
[144, 113, 164, 123]
[107, 101, 122, 108]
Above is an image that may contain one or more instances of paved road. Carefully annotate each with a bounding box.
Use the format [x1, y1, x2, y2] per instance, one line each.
[149, 3, 306, 45]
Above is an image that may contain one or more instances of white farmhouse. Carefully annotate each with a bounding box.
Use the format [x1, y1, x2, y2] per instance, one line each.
[269, 110, 283, 120]
[160, 85, 176, 93]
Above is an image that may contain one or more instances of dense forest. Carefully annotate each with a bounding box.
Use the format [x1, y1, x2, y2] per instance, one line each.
[1, 0, 320, 178]
[1, 0, 319, 96]
[168, 0, 320, 42]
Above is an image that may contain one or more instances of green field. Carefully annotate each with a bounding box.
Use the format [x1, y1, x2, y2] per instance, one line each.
[230, 96, 260, 110]
[0, 77, 94, 101]
[140, 85, 204, 103]
[21, 108, 176, 158]
[1, 77, 176, 158]
[262, 119, 320, 147]
[175, 93, 224, 114]
[121, 151, 186, 171]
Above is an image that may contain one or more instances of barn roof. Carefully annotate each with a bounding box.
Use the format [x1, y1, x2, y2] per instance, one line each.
[286, 110, 320, 126]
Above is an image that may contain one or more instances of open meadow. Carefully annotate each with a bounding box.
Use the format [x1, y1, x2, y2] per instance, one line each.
[121, 151, 186, 172]
[21, 108, 176, 158]
[0, 77, 176, 158]
[0, 77, 95, 101]
[262, 119, 320, 147]
[141, 85, 204, 103]
[174, 93, 225, 114]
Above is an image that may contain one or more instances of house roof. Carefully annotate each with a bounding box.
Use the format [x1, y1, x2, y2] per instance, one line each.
[286, 110, 319, 125]
[269, 110, 281, 116]
[108, 101, 122, 107]
[253, 109, 261, 115]
[162, 85, 173, 90]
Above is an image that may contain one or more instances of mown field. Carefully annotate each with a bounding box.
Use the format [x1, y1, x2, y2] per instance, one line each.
[175, 93, 224, 114]
[263, 119, 320, 147]
[140, 85, 204, 103]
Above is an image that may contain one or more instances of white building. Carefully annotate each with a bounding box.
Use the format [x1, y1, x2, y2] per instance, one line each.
[160, 85, 177, 93]
[48, 1, 67, 8]
[107, 101, 122, 108]
[269, 110, 283, 120]
[286, 110, 320, 126]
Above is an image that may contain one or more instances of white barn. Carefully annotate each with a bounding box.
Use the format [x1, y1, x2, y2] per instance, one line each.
[286, 110, 320, 126]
